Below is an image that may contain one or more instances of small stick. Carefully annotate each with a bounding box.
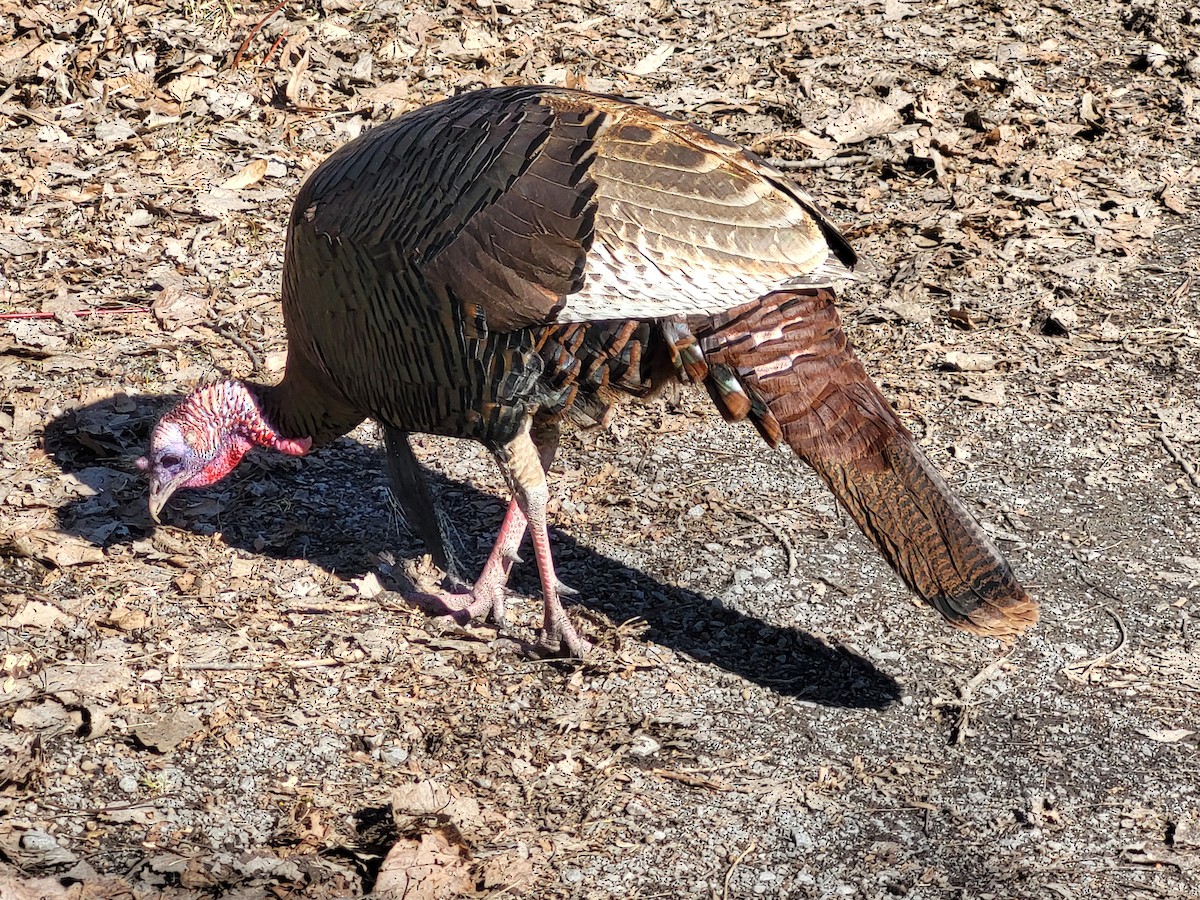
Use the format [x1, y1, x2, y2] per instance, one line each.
[1159, 425, 1200, 489]
[768, 154, 871, 170]
[1061, 602, 1128, 681]
[650, 769, 731, 791]
[181, 657, 342, 671]
[230, 0, 289, 71]
[207, 319, 264, 372]
[262, 30, 289, 67]
[725, 504, 798, 576]
[0, 307, 150, 321]
[941, 656, 1008, 746]
[722, 840, 757, 900]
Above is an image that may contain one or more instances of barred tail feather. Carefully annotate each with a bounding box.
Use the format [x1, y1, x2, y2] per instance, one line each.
[699, 289, 1038, 639]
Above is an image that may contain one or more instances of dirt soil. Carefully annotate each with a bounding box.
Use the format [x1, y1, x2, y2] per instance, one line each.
[2, 0, 1200, 897]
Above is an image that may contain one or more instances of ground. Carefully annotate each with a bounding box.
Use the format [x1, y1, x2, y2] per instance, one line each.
[1, 0, 1199, 897]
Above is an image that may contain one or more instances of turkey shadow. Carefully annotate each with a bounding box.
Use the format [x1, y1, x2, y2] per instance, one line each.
[42, 393, 900, 711]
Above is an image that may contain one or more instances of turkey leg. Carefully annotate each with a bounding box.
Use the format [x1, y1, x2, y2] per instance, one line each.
[385, 421, 586, 654]
[382, 427, 465, 581]
[495, 425, 590, 657]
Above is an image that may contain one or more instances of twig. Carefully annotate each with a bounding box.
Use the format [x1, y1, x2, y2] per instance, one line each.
[768, 154, 871, 170]
[666, 754, 771, 775]
[1061, 600, 1128, 682]
[936, 656, 1009, 746]
[0, 307, 150, 321]
[230, 0, 290, 71]
[262, 30, 289, 67]
[38, 795, 181, 816]
[650, 769, 731, 791]
[182, 657, 342, 671]
[207, 319, 264, 372]
[724, 504, 798, 576]
[1159, 425, 1200, 488]
[722, 840, 756, 900]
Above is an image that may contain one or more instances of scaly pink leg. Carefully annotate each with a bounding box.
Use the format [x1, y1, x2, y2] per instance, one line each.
[408, 423, 569, 644]
[497, 428, 590, 657]
[453, 498, 527, 625]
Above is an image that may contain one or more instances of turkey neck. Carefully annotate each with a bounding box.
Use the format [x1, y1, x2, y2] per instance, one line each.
[247, 354, 365, 449]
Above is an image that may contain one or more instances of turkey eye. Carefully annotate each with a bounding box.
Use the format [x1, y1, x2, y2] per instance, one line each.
[160, 453, 182, 469]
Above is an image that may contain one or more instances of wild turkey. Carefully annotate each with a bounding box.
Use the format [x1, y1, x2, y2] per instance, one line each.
[140, 85, 1038, 657]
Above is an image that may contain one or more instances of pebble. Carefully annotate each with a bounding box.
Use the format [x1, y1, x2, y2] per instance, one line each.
[791, 828, 815, 849]
[625, 799, 653, 818]
[118, 775, 138, 793]
[628, 734, 661, 758]
[381, 746, 409, 766]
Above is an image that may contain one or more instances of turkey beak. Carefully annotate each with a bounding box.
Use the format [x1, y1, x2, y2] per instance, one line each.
[147, 473, 186, 524]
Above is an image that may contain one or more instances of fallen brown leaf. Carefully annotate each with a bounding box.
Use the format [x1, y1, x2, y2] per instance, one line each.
[374, 829, 473, 900]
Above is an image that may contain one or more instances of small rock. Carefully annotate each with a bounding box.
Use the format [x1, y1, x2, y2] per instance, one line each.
[381, 746, 409, 766]
[118, 775, 139, 793]
[1170, 812, 1200, 848]
[628, 734, 661, 758]
[6, 829, 80, 869]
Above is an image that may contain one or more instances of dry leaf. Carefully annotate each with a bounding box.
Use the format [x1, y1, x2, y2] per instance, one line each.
[103, 606, 147, 631]
[94, 120, 136, 143]
[11, 699, 73, 733]
[0, 733, 42, 790]
[353, 572, 386, 599]
[480, 850, 537, 891]
[883, 0, 917, 20]
[943, 351, 996, 372]
[374, 829, 473, 900]
[959, 382, 1006, 406]
[880, 298, 931, 324]
[166, 74, 207, 102]
[392, 780, 488, 842]
[221, 158, 269, 191]
[1138, 728, 1195, 743]
[152, 285, 212, 329]
[133, 709, 205, 752]
[2, 600, 68, 629]
[1, 529, 104, 567]
[1043, 306, 1078, 336]
[286, 49, 310, 104]
[629, 44, 675, 75]
[0, 873, 69, 900]
[360, 81, 410, 105]
[822, 96, 902, 144]
[1170, 812, 1200, 848]
[196, 188, 257, 218]
[1159, 186, 1187, 214]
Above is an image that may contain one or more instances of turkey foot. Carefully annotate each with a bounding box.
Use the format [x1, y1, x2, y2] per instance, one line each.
[403, 497, 526, 626]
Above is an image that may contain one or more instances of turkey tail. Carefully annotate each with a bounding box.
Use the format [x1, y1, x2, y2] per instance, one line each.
[699, 289, 1038, 639]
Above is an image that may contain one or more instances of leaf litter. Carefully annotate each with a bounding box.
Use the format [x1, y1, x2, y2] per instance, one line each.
[1, 0, 1199, 896]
